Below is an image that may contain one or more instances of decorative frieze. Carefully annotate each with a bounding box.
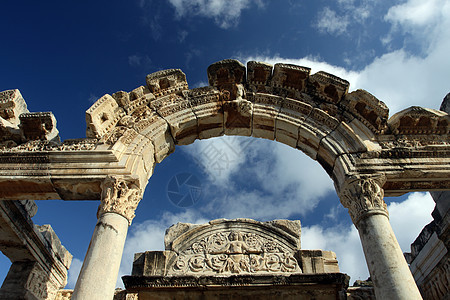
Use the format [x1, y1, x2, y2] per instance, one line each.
[171, 230, 301, 274]
[388, 106, 449, 135]
[98, 176, 143, 224]
[146, 69, 188, 98]
[307, 71, 349, 105]
[272, 63, 310, 99]
[0, 139, 98, 152]
[338, 175, 388, 226]
[342, 89, 388, 134]
[246, 61, 273, 93]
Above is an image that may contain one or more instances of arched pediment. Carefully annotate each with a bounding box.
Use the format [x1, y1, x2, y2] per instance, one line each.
[164, 218, 302, 275]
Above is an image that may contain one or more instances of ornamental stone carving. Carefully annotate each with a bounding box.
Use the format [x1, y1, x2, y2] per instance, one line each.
[171, 230, 301, 274]
[165, 219, 302, 276]
[338, 175, 388, 226]
[97, 176, 143, 224]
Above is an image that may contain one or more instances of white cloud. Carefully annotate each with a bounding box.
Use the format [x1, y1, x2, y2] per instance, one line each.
[315, 7, 349, 35]
[385, 0, 444, 29]
[183, 137, 334, 220]
[167, 0, 264, 28]
[178, 30, 188, 43]
[314, 1, 378, 37]
[66, 257, 83, 289]
[87, 94, 99, 104]
[182, 136, 250, 184]
[128, 55, 142, 67]
[388, 192, 435, 252]
[128, 54, 153, 68]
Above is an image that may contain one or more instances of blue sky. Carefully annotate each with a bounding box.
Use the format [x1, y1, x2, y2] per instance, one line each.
[1, 0, 448, 288]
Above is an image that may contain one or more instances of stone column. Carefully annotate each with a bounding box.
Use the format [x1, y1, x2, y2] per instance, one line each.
[338, 175, 422, 300]
[72, 176, 142, 300]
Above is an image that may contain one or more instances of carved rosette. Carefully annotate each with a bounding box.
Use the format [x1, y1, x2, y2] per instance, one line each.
[97, 176, 143, 225]
[338, 175, 388, 226]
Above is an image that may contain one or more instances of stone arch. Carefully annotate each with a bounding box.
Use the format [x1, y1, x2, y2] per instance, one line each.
[86, 59, 389, 192]
[1, 59, 449, 299]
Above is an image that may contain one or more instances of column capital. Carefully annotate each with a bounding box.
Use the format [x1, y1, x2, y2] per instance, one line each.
[338, 174, 388, 226]
[97, 176, 143, 225]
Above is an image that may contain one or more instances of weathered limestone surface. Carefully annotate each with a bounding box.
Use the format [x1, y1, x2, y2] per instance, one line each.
[339, 176, 423, 300]
[405, 191, 450, 299]
[72, 176, 143, 300]
[71, 213, 129, 300]
[0, 200, 72, 300]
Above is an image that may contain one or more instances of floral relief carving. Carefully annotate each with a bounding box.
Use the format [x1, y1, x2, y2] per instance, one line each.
[0, 139, 98, 152]
[339, 175, 388, 226]
[97, 176, 143, 224]
[171, 231, 301, 274]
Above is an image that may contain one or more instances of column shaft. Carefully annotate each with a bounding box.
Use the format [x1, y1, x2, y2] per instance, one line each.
[358, 214, 422, 299]
[72, 213, 129, 300]
[339, 176, 422, 299]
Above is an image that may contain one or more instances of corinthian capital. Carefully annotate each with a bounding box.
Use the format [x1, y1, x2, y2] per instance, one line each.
[338, 175, 388, 226]
[97, 176, 143, 225]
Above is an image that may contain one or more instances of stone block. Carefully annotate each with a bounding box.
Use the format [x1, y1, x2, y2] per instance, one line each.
[300, 250, 340, 274]
[223, 99, 252, 136]
[0, 89, 29, 126]
[341, 89, 388, 134]
[187, 86, 224, 139]
[297, 123, 321, 160]
[112, 90, 131, 108]
[308, 71, 349, 104]
[150, 94, 198, 145]
[19, 112, 60, 143]
[307, 107, 341, 135]
[388, 106, 450, 135]
[347, 117, 381, 152]
[35, 224, 73, 269]
[86, 94, 125, 139]
[325, 122, 367, 154]
[272, 63, 310, 99]
[317, 137, 342, 175]
[322, 251, 340, 273]
[251, 93, 283, 140]
[331, 154, 356, 190]
[276, 98, 313, 148]
[208, 59, 246, 101]
[246, 61, 273, 93]
[146, 69, 188, 98]
[132, 251, 176, 276]
[133, 109, 175, 163]
[118, 135, 155, 185]
[123, 87, 154, 116]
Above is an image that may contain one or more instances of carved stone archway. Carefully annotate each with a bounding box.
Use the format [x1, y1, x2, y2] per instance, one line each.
[0, 59, 449, 299]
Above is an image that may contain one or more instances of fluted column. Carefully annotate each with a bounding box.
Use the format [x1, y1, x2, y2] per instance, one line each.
[72, 176, 142, 300]
[338, 175, 422, 300]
